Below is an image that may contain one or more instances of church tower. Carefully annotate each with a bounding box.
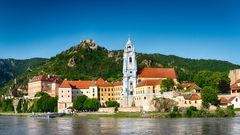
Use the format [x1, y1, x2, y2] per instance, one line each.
[122, 38, 137, 96]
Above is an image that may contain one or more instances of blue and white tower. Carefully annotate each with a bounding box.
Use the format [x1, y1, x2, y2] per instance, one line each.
[122, 38, 137, 96]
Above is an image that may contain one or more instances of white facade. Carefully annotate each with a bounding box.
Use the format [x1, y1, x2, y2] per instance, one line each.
[122, 38, 137, 96]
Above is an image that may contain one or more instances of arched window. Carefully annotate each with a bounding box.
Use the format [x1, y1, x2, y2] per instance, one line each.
[129, 57, 132, 63]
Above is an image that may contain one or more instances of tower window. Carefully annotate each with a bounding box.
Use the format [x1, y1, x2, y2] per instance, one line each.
[128, 45, 131, 49]
[129, 57, 132, 63]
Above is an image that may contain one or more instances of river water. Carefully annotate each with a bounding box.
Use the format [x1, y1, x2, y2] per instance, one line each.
[0, 116, 239, 135]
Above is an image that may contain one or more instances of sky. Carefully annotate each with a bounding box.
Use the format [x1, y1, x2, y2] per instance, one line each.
[0, 0, 240, 64]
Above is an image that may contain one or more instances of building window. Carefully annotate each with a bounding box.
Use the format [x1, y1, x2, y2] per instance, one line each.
[189, 101, 191, 104]
[108, 94, 110, 96]
[62, 95, 63, 98]
[153, 90, 155, 93]
[93, 94, 95, 97]
[93, 88, 95, 92]
[236, 98, 238, 102]
[101, 94, 103, 96]
[61, 90, 63, 93]
[195, 101, 197, 104]
[185, 101, 187, 104]
[101, 98, 103, 100]
[144, 97, 146, 100]
[68, 95, 70, 98]
[112, 94, 113, 96]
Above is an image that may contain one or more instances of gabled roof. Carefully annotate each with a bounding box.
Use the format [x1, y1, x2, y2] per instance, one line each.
[230, 83, 240, 90]
[183, 93, 201, 100]
[181, 82, 201, 90]
[138, 68, 177, 79]
[137, 79, 162, 87]
[30, 75, 62, 83]
[219, 97, 230, 105]
[60, 80, 96, 89]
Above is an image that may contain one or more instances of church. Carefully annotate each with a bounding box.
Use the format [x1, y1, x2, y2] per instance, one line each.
[57, 38, 178, 113]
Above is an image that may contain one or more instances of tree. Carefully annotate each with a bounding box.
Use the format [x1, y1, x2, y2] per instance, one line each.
[161, 79, 175, 91]
[2, 99, 14, 112]
[23, 99, 28, 113]
[105, 100, 120, 108]
[201, 86, 218, 108]
[83, 98, 100, 111]
[194, 71, 230, 92]
[31, 93, 58, 112]
[73, 95, 88, 111]
[16, 99, 23, 113]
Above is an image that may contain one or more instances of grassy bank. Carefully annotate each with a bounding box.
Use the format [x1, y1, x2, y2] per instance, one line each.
[0, 112, 31, 117]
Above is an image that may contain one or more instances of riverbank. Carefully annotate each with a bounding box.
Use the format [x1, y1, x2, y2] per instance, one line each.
[1, 111, 240, 118]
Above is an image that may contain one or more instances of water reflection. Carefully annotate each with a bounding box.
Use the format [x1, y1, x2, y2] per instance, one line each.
[0, 116, 240, 135]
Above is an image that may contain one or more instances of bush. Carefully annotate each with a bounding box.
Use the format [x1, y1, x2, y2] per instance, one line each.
[185, 106, 198, 117]
[215, 106, 226, 117]
[226, 105, 235, 117]
[192, 109, 212, 118]
[169, 106, 182, 118]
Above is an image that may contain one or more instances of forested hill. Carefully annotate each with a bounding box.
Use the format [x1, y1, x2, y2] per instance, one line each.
[0, 40, 239, 95]
[0, 58, 47, 87]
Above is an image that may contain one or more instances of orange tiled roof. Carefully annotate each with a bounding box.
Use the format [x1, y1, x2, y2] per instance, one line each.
[96, 78, 113, 87]
[137, 79, 162, 87]
[113, 81, 123, 86]
[30, 75, 62, 83]
[181, 82, 201, 90]
[230, 83, 240, 90]
[183, 93, 201, 100]
[219, 97, 230, 105]
[60, 80, 96, 89]
[138, 68, 177, 79]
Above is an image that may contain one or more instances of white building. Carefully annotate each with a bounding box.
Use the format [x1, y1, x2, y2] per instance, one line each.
[58, 80, 98, 113]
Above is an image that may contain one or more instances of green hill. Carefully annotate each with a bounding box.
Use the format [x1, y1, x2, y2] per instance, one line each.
[0, 40, 239, 95]
[0, 58, 47, 87]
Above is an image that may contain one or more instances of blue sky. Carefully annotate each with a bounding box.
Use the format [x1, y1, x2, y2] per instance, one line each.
[0, 0, 240, 64]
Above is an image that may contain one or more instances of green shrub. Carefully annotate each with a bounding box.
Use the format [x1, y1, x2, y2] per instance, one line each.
[169, 106, 182, 118]
[185, 106, 198, 117]
[226, 105, 235, 117]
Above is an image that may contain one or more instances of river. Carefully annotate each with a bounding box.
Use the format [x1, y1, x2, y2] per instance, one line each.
[0, 116, 239, 135]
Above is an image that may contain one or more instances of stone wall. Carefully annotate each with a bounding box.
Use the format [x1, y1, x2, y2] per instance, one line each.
[118, 107, 143, 112]
[98, 107, 115, 113]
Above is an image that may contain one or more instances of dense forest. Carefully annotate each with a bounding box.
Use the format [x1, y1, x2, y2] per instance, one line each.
[0, 40, 239, 95]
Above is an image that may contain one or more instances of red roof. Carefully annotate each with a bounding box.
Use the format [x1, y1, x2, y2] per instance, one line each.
[138, 68, 177, 79]
[183, 93, 201, 100]
[30, 75, 62, 83]
[231, 83, 240, 90]
[60, 80, 96, 89]
[137, 79, 162, 87]
[96, 78, 113, 87]
[113, 81, 123, 86]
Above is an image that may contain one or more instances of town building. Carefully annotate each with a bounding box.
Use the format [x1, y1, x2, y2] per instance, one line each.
[181, 82, 201, 93]
[229, 69, 240, 85]
[58, 80, 98, 113]
[28, 75, 62, 98]
[174, 93, 202, 109]
[230, 79, 240, 95]
[219, 96, 240, 109]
